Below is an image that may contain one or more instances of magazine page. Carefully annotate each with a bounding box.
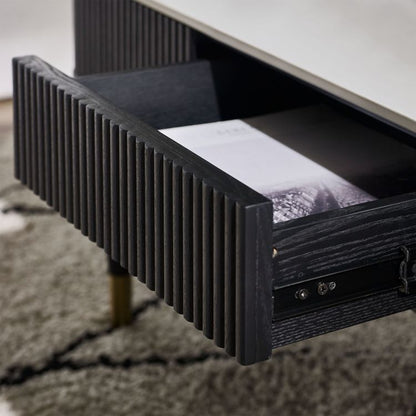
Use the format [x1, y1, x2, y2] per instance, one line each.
[160, 119, 376, 223]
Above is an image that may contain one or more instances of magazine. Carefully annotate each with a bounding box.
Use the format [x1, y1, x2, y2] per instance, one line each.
[160, 119, 375, 223]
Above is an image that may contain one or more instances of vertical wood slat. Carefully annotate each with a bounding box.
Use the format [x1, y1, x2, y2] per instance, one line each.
[119, 129, 129, 268]
[97, 0, 104, 72]
[144, 145, 155, 290]
[36, 74, 45, 200]
[104, 0, 111, 71]
[71, 97, 80, 229]
[136, 141, 146, 283]
[154, 151, 164, 298]
[149, 8, 156, 67]
[44, 81, 52, 205]
[12, 56, 273, 365]
[163, 157, 173, 305]
[12, 60, 19, 180]
[64, 93, 73, 223]
[41, 77, 50, 204]
[110, 123, 120, 260]
[103, 118, 112, 254]
[170, 20, 177, 65]
[127, 132, 138, 276]
[192, 175, 203, 329]
[74, 0, 196, 76]
[131, 0, 138, 68]
[118, 0, 125, 70]
[182, 170, 193, 321]
[202, 182, 213, 339]
[172, 163, 183, 313]
[112, 0, 119, 71]
[137, 3, 144, 69]
[224, 196, 236, 356]
[79, 102, 88, 235]
[15, 61, 25, 182]
[156, 13, 163, 66]
[83, 0, 90, 73]
[213, 190, 225, 348]
[24, 65, 31, 188]
[29, 70, 38, 195]
[143, 6, 150, 68]
[50, 83, 59, 212]
[125, 0, 132, 69]
[57, 87, 66, 218]
[86, 107, 96, 241]
[33, 74, 45, 200]
[94, 112, 104, 247]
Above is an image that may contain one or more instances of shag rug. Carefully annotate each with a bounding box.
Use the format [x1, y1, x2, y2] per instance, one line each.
[0, 100, 416, 416]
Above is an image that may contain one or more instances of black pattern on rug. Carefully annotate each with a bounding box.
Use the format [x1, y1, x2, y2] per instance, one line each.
[0, 298, 230, 387]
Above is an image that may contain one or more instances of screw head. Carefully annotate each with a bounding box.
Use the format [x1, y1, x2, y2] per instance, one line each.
[317, 282, 329, 296]
[328, 281, 336, 291]
[296, 288, 309, 301]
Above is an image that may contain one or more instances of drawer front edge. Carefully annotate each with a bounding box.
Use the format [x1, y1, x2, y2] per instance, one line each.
[273, 196, 416, 287]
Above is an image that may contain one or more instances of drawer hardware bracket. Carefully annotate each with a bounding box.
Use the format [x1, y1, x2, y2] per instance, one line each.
[398, 246, 416, 295]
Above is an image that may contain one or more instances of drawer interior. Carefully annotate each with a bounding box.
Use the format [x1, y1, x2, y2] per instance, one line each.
[79, 58, 416, 223]
[78, 56, 318, 129]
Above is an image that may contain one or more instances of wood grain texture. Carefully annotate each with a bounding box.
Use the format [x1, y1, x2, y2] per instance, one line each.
[78, 61, 221, 129]
[12, 55, 273, 365]
[272, 289, 416, 348]
[273, 194, 416, 287]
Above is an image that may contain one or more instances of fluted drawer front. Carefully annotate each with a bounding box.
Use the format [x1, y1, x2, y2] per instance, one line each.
[74, 0, 195, 76]
[13, 56, 273, 365]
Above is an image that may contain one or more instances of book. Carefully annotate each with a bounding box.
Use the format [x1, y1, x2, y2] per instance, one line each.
[160, 107, 379, 223]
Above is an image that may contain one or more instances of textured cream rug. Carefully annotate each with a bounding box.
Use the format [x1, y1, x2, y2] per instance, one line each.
[1, 100, 416, 416]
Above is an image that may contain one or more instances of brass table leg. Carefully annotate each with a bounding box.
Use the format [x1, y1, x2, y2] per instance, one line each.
[108, 258, 132, 327]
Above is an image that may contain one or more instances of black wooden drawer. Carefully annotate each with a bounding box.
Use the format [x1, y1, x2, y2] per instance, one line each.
[12, 55, 416, 365]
